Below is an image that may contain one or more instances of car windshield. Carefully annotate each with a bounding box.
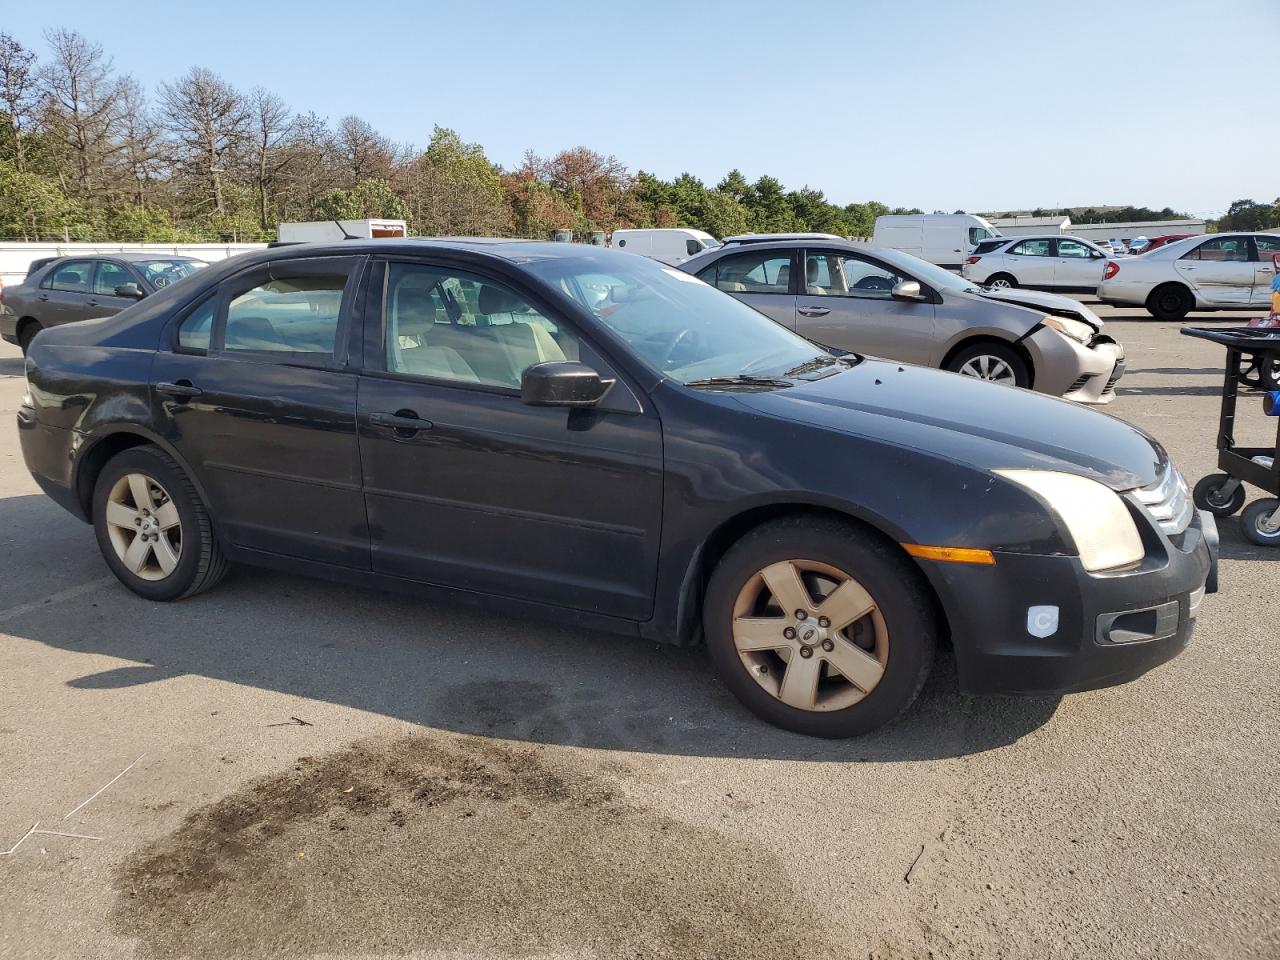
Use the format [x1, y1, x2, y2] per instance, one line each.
[524, 253, 833, 383]
[699, 238, 721, 250]
[138, 259, 206, 288]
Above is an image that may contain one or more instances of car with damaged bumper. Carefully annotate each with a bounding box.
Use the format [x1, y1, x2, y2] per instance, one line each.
[17, 240, 1215, 736]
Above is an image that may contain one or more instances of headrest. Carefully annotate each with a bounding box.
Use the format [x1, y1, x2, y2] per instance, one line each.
[396, 289, 438, 331]
[806, 258, 820, 283]
[478, 284, 525, 315]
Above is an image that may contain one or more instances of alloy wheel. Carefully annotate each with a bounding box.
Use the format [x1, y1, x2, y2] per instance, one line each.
[986, 278, 1012, 290]
[731, 560, 888, 712]
[104, 472, 182, 581]
[958, 355, 1017, 383]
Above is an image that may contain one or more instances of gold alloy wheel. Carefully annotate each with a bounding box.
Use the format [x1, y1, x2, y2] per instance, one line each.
[104, 473, 182, 581]
[731, 560, 889, 712]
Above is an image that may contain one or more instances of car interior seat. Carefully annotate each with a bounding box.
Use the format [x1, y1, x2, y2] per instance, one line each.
[773, 263, 790, 292]
[477, 284, 566, 383]
[392, 289, 479, 382]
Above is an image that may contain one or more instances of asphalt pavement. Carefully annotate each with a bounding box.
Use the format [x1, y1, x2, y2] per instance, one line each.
[0, 302, 1277, 960]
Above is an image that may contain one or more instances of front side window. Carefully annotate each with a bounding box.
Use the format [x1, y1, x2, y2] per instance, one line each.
[1056, 239, 1093, 259]
[1010, 239, 1052, 257]
[696, 250, 792, 294]
[384, 262, 578, 389]
[176, 297, 215, 353]
[225, 273, 347, 355]
[1184, 237, 1249, 262]
[969, 227, 994, 244]
[1253, 235, 1280, 257]
[804, 253, 904, 298]
[528, 254, 827, 383]
[94, 261, 134, 295]
[45, 260, 95, 293]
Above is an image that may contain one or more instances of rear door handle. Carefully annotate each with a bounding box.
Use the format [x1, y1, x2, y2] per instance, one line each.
[798, 306, 831, 318]
[370, 411, 434, 433]
[156, 381, 203, 399]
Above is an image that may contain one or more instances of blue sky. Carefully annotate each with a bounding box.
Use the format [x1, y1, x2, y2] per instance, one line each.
[6, 0, 1277, 217]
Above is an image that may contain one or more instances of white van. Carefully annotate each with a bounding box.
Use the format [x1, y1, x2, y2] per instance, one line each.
[610, 228, 720, 265]
[871, 214, 1002, 268]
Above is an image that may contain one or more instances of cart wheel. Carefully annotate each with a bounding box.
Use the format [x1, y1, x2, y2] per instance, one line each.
[1193, 474, 1246, 517]
[1241, 498, 1280, 547]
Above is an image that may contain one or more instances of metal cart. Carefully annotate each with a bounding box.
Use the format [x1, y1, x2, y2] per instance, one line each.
[1181, 325, 1280, 546]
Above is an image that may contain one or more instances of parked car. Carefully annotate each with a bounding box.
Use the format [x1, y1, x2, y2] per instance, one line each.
[609, 228, 719, 265]
[1143, 234, 1198, 253]
[721, 233, 845, 246]
[1096, 233, 1280, 320]
[683, 238, 1125, 403]
[1093, 240, 1116, 256]
[871, 214, 1002, 268]
[1, 254, 207, 354]
[961, 235, 1115, 292]
[17, 239, 1214, 737]
[1128, 236, 1150, 254]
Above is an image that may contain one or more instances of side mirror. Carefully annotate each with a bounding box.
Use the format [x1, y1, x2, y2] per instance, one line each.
[115, 282, 144, 299]
[891, 279, 926, 301]
[521, 360, 613, 407]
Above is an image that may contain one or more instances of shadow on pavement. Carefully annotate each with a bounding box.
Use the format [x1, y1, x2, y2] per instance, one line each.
[0, 357, 25, 377]
[0, 493, 1060, 763]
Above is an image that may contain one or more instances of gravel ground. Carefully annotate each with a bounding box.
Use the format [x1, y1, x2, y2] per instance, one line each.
[0, 304, 1277, 960]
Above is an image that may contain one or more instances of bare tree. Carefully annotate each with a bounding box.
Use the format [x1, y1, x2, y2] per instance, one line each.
[39, 28, 126, 194]
[116, 76, 162, 207]
[248, 87, 292, 230]
[275, 111, 340, 220]
[157, 66, 248, 216]
[0, 33, 39, 172]
[335, 114, 393, 184]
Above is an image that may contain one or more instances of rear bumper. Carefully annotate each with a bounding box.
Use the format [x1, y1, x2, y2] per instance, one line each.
[921, 509, 1215, 696]
[17, 408, 86, 520]
[1, 312, 17, 344]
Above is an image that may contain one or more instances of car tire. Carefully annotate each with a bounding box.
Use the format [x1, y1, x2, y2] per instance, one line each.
[1193, 473, 1246, 517]
[702, 516, 938, 737]
[985, 273, 1017, 290]
[1241, 498, 1280, 548]
[92, 445, 229, 601]
[1146, 283, 1194, 321]
[18, 321, 40, 355]
[945, 341, 1031, 388]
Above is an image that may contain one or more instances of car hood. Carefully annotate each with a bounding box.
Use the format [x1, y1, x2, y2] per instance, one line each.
[733, 359, 1163, 490]
[977, 288, 1105, 332]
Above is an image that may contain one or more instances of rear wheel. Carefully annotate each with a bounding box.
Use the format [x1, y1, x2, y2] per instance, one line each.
[985, 273, 1017, 290]
[17, 320, 40, 355]
[946, 341, 1031, 388]
[1241, 498, 1280, 547]
[1146, 283, 1194, 321]
[92, 446, 229, 600]
[703, 517, 937, 737]
[1193, 473, 1246, 517]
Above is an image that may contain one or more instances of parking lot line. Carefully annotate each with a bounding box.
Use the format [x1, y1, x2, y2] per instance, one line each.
[0, 575, 115, 624]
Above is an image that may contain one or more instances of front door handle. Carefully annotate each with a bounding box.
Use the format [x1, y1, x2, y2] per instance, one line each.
[798, 306, 831, 318]
[156, 381, 203, 399]
[370, 410, 434, 434]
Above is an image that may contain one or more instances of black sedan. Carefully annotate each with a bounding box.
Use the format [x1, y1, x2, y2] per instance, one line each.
[1, 253, 206, 353]
[16, 239, 1217, 736]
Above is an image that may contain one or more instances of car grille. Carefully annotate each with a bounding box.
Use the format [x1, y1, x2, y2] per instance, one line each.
[1134, 465, 1193, 537]
[1066, 374, 1092, 393]
[1103, 361, 1126, 394]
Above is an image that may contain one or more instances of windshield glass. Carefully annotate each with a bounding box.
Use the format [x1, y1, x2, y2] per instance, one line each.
[524, 253, 830, 383]
[138, 259, 206, 288]
[700, 238, 721, 250]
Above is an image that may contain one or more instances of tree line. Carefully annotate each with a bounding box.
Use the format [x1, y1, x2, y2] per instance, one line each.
[0, 29, 923, 244]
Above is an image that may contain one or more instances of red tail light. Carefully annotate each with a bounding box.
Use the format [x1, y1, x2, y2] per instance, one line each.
[965, 256, 981, 265]
[1103, 261, 1120, 281]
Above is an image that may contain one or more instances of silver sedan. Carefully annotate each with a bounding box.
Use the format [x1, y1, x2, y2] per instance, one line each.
[680, 239, 1125, 404]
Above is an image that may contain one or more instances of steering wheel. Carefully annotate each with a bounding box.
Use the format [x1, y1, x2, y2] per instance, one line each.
[855, 275, 894, 291]
[659, 329, 701, 369]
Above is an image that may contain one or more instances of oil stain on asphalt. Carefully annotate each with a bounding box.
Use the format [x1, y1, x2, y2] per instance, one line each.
[113, 734, 837, 958]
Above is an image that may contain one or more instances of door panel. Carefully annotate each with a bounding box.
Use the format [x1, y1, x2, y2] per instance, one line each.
[695, 250, 798, 328]
[1253, 237, 1280, 306]
[1175, 237, 1254, 304]
[1004, 239, 1055, 286]
[38, 259, 97, 326]
[1051, 239, 1105, 289]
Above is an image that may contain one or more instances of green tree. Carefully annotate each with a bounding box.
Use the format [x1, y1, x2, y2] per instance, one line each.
[317, 177, 409, 221]
[400, 126, 507, 236]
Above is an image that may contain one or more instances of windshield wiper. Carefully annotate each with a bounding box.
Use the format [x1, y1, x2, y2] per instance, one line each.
[684, 374, 794, 390]
[782, 355, 855, 377]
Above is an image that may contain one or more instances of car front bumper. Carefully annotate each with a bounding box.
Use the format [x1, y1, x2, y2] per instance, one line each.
[920, 509, 1216, 696]
[1025, 327, 1126, 404]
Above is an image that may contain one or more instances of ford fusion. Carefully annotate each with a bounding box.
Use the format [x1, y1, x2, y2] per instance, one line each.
[16, 240, 1217, 736]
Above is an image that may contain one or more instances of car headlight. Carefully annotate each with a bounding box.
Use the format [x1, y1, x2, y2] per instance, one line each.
[1041, 315, 1094, 344]
[995, 469, 1144, 572]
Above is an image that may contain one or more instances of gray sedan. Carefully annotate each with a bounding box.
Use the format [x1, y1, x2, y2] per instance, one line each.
[1, 253, 206, 354]
[680, 239, 1125, 403]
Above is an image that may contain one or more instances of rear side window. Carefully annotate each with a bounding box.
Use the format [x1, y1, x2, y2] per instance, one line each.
[44, 260, 95, 292]
[1182, 237, 1249, 262]
[697, 251, 793, 293]
[225, 274, 347, 355]
[1010, 239, 1052, 257]
[177, 298, 215, 353]
[974, 239, 1010, 254]
[1252, 235, 1280, 257]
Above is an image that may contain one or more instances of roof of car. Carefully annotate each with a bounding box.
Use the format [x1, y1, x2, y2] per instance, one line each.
[39, 252, 204, 265]
[251, 237, 606, 263]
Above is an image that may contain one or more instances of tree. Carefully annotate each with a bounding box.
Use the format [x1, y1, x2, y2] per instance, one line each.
[39, 28, 125, 194]
[335, 114, 393, 184]
[157, 66, 248, 217]
[116, 77, 162, 208]
[0, 158, 80, 239]
[0, 33, 39, 172]
[317, 177, 408, 220]
[399, 126, 507, 236]
[1218, 198, 1279, 232]
[248, 87, 292, 230]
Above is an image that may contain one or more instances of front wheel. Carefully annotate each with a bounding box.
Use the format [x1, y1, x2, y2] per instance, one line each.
[702, 517, 938, 737]
[1193, 473, 1246, 517]
[945, 341, 1031, 388]
[93, 445, 229, 600]
[1241, 498, 1280, 547]
[1146, 283, 1194, 321]
[985, 273, 1017, 290]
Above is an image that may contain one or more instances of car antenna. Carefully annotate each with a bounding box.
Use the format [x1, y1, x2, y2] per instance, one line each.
[333, 220, 359, 240]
